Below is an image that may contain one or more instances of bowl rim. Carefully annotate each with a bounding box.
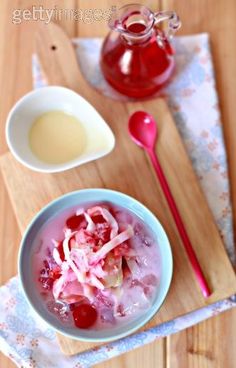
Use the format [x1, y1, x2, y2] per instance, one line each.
[18, 188, 173, 342]
[5, 86, 115, 173]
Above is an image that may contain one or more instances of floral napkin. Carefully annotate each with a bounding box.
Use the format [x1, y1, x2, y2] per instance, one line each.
[0, 34, 235, 368]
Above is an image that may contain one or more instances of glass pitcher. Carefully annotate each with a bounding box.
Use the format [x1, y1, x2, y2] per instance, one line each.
[100, 4, 181, 98]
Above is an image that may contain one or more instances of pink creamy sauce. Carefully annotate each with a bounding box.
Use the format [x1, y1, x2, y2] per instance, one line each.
[32, 203, 161, 330]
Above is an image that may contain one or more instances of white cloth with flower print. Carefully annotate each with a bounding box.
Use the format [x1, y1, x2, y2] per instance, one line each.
[0, 34, 235, 368]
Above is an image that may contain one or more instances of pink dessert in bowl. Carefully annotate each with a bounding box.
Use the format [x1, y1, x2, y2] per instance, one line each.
[19, 189, 172, 342]
[34, 203, 161, 330]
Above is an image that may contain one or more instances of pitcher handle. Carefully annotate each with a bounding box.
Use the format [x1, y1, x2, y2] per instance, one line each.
[154, 11, 181, 53]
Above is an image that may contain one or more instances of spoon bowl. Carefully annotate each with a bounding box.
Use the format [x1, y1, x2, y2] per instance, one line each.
[128, 111, 157, 150]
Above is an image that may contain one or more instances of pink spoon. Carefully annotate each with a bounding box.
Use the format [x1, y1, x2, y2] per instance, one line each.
[128, 111, 211, 298]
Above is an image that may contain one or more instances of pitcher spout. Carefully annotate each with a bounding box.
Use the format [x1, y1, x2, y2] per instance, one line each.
[108, 4, 155, 37]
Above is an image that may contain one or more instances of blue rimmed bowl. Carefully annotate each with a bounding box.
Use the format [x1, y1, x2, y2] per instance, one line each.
[18, 188, 173, 342]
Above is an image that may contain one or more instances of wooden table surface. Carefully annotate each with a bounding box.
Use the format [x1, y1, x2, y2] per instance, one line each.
[0, 1, 235, 367]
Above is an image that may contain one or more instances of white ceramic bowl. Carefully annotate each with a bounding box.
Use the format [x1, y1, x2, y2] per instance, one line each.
[5, 86, 115, 173]
[19, 189, 173, 343]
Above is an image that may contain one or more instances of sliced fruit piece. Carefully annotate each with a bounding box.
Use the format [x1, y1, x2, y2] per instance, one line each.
[90, 225, 134, 264]
[102, 253, 123, 288]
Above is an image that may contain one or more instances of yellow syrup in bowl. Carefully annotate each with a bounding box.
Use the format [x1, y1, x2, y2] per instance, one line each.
[29, 110, 87, 164]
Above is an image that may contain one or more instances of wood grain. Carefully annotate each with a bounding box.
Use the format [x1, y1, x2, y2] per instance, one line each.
[0, 0, 236, 367]
[167, 308, 236, 368]
[0, 21, 235, 356]
[162, 1, 236, 366]
[94, 339, 165, 368]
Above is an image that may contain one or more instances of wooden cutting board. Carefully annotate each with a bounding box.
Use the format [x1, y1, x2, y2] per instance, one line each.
[0, 23, 235, 356]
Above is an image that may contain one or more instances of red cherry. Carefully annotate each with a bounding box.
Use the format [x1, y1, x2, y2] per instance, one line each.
[66, 214, 85, 230]
[72, 303, 98, 329]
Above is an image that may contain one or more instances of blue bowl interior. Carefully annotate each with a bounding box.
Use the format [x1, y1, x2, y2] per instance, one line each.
[19, 189, 173, 342]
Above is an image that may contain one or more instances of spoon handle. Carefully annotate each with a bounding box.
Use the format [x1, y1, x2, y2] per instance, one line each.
[148, 148, 211, 298]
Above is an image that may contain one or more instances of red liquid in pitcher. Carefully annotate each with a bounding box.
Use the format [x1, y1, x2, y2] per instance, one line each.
[101, 21, 175, 98]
